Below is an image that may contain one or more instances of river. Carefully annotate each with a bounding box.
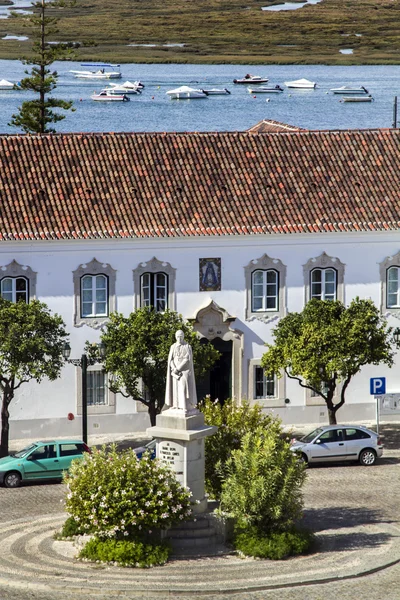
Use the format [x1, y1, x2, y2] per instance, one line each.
[1, 60, 400, 133]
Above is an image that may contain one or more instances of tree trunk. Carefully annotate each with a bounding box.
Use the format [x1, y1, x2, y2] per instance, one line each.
[328, 408, 337, 425]
[0, 396, 10, 458]
[148, 402, 158, 427]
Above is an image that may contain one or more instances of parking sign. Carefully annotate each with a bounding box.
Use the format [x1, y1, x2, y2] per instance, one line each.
[370, 377, 386, 395]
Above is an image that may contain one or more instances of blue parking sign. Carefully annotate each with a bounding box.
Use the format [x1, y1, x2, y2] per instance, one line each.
[370, 377, 386, 395]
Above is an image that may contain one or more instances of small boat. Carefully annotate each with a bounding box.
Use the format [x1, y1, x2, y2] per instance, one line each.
[342, 95, 374, 103]
[0, 79, 18, 90]
[91, 91, 130, 102]
[233, 74, 269, 84]
[247, 85, 284, 94]
[331, 85, 369, 95]
[103, 81, 143, 94]
[200, 88, 231, 95]
[284, 78, 317, 89]
[166, 85, 208, 99]
[70, 63, 122, 80]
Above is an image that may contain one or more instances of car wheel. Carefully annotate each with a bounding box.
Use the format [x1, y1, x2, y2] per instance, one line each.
[300, 453, 309, 466]
[4, 471, 22, 488]
[359, 449, 376, 466]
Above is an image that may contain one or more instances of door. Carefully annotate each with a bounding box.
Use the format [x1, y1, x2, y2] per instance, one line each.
[22, 444, 60, 479]
[197, 338, 232, 403]
[308, 428, 347, 462]
[58, 442, 86, 473]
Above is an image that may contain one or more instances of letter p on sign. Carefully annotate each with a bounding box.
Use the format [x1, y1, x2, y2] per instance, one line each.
[370, 377, 386, 395]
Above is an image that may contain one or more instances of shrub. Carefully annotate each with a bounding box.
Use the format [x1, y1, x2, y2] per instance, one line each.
[220, 427, 307, 533]
[234, 526, 314, 560]
[199, 397, 281, 500]
[79, 536, 170, 568]
[58, 515, 85, 538]
[63, 445, 192, 539]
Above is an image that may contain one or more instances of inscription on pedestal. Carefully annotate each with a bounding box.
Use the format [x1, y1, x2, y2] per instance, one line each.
[159, 441, 184, 475]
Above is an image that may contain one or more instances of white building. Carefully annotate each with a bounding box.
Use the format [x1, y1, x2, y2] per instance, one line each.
[2, 127, 400, 440]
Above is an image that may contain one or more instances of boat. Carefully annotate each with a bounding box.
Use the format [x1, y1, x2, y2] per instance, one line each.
[200, 88, 231, 95]
[331, 85, 369, 95]
[70, 63, 122, 80]
[0, 79, 18, 90]
[103, 81, 143, 94]
[233, 74, 269, 84]
[91, 91, 130, 102]
[166, 85, 208, 99]
[342, 95, 374, 103]
[247, 85, 284, 94]
[284, 78, 317, 89]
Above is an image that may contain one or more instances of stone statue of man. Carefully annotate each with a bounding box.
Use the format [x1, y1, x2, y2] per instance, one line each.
[165, 330, 197, 412]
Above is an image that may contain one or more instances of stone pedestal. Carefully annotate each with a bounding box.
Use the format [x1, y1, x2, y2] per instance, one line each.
[147, 409, 217, 513]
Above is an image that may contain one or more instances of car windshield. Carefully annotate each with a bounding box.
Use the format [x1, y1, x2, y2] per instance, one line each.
[300, 427, 325, 443]
[13, 443, 38, 458]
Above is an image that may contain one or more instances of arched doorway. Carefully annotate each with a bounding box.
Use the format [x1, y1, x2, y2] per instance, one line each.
[197, 337, 232, 403]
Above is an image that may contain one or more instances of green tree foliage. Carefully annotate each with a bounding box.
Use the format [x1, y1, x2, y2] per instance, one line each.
[261, 298, 396, 425]
[199, 397, 279, 501]
[9, 0, 75, 133]
[0, 298, 67, 457]
[220, 426, 306, 534]
[94, 308, 220, 426]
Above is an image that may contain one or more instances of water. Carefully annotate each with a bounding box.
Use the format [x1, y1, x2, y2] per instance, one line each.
[0, 60, 399, 133]
[262, 0, 321, 11]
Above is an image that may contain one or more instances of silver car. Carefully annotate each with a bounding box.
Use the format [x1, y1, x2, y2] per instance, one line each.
[290, 425, 383, 466]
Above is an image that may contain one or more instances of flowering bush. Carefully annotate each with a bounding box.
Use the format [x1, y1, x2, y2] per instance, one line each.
[63, 445, 192, 540]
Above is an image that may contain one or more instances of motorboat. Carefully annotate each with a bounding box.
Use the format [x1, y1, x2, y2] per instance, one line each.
[91, 91, 130, 102]
[70, 63, 122, 80]
[233, 74, 269, 84]
[284, 78, 317, 89]
[342, 95, 374, 103]
[330, 85, 369, 95]
[200, 88, 231, 95]
[103, 81, 143, 94]
[166, 85, 208, 99]
[247, 85, 284, 94]
[0, 79, 18, 90]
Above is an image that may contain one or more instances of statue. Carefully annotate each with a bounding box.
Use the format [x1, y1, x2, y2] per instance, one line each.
[165, 330, 198, 412]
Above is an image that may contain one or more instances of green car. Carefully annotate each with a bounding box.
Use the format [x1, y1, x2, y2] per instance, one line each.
[0, 439, 91, 488]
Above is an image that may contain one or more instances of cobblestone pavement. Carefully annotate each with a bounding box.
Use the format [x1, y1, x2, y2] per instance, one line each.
[0, 423, 399, 600]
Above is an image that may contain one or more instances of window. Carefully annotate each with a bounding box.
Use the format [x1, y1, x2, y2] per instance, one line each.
[310, 381, 329, 397]
[310, 268, 336, 301]
[73, 258, 116, 329]
[252, 270, 279, 312]
[1, 277, 29, 303]
[303, 252, 345, 304]
[59, 443, 84, 457]
[244, 254, 286, 322]
[87, 370, 106, 406]
[141, 272, 168, 312]
[81, 274, 108, 317]
[0, 260, 36, 302]
[254, 366, 276, 399]
[344, 428, 371, 441]
[133, 257, 176, 311]
[387, 266, 400, 308]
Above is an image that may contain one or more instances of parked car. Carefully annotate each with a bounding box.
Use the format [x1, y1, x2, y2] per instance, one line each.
[134, 438, 156, 460]
[290, 425, 383, 466]
[0, 439, 91, 488]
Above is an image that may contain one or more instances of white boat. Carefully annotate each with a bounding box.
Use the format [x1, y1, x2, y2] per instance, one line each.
[103, 81, 143, 94]
[70, 63, 122, 80]
[330, 85, 369, 95]
[247, 85, 284, 94]
[200, 88, 231, 95]
[342, 95, 374, 103]
[166, 85, 208, 99]
[284, 78, 317, 89]
[233, 74, 269, 84]
[91, 91, 130, 102]
[0, 79, 18, 90]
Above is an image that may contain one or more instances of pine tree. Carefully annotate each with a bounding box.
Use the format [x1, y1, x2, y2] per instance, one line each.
[9, 0, 76, 134]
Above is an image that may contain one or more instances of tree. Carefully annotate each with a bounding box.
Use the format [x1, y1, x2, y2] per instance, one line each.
[94, 308, 220, 426]
[9, 0, 75, 134]
[0, 298, 68, 458]
[261, 298, 396, 425]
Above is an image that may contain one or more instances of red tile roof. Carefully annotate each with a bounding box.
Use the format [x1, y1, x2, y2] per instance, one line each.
[1, 129, 400, 240]
[247, 120, 305, 133]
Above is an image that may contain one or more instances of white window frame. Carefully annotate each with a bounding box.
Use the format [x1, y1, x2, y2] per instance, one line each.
[76, 365, 116, 415]
[1, 276, 29, 303]
[73, 258, 116, 329]
[0, 260, 37, 302]
[254, 365, 277, 399]
[379, 252, 400, 319]
[244, 254, 286, 322]
[81, 274, 108, 318]
[248, 358, 286, 408]
[251, 269, 279, 313]
[87, 369, 107, 406]
[133, 257, 176, 311]
[140, 271, 168, 312]
[303, 252, 345, 304]
[310, 267, 337, 301]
